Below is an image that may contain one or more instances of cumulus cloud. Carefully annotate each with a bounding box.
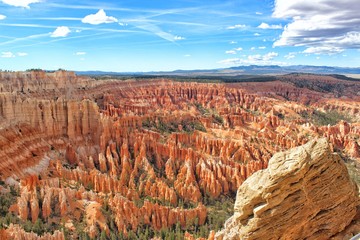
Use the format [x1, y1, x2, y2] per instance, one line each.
[1, 0, 40, 8]
[219, 52, 280, 65]
[75, 52, 86, 55]
[0, 14, 6, 20]
[1, 52, 28, 58]
[258, 46, 266, 49]
[273, 0, 360, 54]
[257, 22, 282, 29]
[227, 24, 246, 30]
[256, 12, 263, 15]
[1, 52, 15, 58]
[229, 41, 237, 44]
[51, 26, 71, 37]
[17, 52, 28, 56]
[82, 9, 118, 25]
[225, 47, 243, 55]
[174, 36, 185, 41]
[254, 33, 260, 36]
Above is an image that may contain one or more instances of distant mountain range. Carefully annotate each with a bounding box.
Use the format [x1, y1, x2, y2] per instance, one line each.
[76, 65, 360, 76]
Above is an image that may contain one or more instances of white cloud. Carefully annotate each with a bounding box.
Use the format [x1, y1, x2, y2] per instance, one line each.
[119, 22, 128, 26]
[1, 0, 40, 8]
[184, 54, 191, 57]
[225, 50, 236, 54]
[254, 33, 260, 36]
[273, 0, 360, 54]
[17, 52, 28, 56]
[1, 52, 15, 58]
[262, 52, 278, 61]
[219, 52, 280, 65]
[174, 36, 185, 41]
[1, 52, 28, 58]
[82, 9, 118, 25]
[225, 47, 243, 55]
[257, 22, 282, 29]
[256, 12, 263, 15]
[250, 47, 256, 50]
[303, 46, 344, 55]
[258, 46, 266, 49]
[227, 24, 246, 30]
[75, 52, 86, 55]
[284, 52, 297, 59]
[51, 26, 71, 37]
[0, 14, 6, 20]
[229, 41, 237, 44]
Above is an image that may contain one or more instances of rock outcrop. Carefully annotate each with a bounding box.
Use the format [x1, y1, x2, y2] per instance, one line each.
[215, 139, 359, 240]
[3, 224, 64, 240]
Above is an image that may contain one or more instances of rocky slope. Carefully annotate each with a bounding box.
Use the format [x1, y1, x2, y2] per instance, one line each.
[0, 70, 359, 239]
[215, 139, 359, 239]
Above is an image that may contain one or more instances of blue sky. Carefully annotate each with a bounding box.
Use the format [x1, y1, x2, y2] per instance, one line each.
[0, 0, 359, 72]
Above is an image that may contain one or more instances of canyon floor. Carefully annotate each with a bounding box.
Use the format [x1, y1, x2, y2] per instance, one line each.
[0, 71, 359, 239]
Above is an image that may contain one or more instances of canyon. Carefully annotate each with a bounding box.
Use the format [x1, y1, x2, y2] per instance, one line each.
[0, 70, 359, 239]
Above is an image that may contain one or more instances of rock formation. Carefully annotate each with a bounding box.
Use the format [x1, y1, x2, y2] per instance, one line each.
[215, 139, 359, 240]
[0, 70, 359, 239]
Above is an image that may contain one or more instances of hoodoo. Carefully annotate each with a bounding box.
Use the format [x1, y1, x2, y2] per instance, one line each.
[0, 71, 359, 239]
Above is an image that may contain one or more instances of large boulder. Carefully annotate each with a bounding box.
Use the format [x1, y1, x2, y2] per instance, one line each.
[216, 138, 359, 240]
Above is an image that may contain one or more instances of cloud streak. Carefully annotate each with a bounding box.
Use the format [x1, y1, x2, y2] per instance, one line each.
[133, 21, 179, 42]
[226, 24, 246, 30]
[225, 50, 236, 54]
[0, 23, 56, 28]
[0, 33, 50, 46]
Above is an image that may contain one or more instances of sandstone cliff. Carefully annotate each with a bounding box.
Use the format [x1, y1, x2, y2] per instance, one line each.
[215, 139, 359, 240]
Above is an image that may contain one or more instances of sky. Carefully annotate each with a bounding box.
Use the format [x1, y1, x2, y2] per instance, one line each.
[0, 0, 359, 72]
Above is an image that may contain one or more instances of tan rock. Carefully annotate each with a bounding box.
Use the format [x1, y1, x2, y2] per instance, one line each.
[215, 138, 359, 240]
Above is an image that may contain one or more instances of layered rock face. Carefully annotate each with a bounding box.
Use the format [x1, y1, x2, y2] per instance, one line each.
[215, 139, 359, 240]
[0, 71, 359, 239]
